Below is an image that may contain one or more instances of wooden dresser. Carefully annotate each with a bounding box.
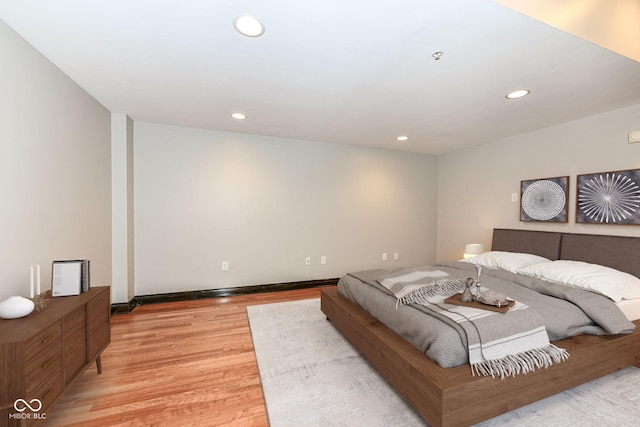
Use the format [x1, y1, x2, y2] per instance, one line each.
[0, 286, 110, 426]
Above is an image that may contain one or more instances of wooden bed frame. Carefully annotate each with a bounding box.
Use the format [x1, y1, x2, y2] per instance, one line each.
[320, 229, 640, 427]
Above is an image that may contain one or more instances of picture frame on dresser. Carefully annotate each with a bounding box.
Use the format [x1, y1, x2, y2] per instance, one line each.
[51, 260, 90, 296]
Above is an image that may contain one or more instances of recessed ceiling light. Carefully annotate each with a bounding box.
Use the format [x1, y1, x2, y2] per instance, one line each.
[233, 15, 265, 37]
[231, 113, 246, 120]
[397, 136, 409, 141]
[505, 89, 531, 99]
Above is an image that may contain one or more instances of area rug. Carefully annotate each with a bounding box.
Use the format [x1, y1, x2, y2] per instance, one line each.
[247, 298, 640, 427]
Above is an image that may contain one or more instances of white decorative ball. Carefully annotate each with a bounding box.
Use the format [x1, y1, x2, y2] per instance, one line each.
[0, 296, 35, 319]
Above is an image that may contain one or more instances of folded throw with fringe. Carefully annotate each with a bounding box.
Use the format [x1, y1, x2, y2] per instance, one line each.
[375, 268, 569, 379]
[375, 267, 455, 307]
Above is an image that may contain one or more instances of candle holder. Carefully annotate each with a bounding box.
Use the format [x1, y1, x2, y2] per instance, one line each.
[32, 292, 47, 311]
[473, 265, 483, 297]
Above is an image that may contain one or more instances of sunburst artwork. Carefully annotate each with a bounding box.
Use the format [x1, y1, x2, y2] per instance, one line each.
[577, 169, 640, 225]
[520, 176, 568, 222]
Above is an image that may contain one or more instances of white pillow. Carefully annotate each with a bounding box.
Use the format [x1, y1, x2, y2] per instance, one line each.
[460, 251, 551, 273]
[518, 260, 640, 302]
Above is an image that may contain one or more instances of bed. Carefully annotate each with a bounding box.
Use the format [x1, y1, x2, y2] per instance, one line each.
[320, 229, 640, 427]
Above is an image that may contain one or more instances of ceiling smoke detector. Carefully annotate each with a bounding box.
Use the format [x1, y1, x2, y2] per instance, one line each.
[432, 51, 443, 61]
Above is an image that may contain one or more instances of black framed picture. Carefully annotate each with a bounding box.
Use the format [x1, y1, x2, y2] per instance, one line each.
[576, 169, 640, 225]
[520, 176, 569, 222]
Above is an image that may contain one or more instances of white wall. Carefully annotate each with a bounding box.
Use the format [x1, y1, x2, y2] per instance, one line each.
[134, 123, 438, 295]
[0, 20, 112, 302]
[437, 103, 640, 261]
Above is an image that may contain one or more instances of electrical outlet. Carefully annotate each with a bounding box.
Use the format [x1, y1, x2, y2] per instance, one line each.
[511, 193, 518, 202]
[394, 252, 399, 261]
[382, 253, 388, 261]
[321, 256, 327, 265]
[305, 257, 311, 265]
[222, 261, 229, 271]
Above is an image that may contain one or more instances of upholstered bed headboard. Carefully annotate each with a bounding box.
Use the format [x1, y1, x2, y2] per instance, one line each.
[560, 233, 640, 279]
[491, 229, 562, 260]
[492, 228, 640, 279]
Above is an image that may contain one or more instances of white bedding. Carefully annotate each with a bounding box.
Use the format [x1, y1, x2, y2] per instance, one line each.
[617, 298, 640, 321]
[462, 251, 640, 321]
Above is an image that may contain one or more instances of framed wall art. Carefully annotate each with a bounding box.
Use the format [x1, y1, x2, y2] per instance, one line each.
[576, 168, 640, 225]
[520, 176, 569, 222]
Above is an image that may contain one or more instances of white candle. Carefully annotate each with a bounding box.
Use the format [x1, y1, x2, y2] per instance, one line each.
[30, 266, 34, 298]
[36, 264, 41, 295]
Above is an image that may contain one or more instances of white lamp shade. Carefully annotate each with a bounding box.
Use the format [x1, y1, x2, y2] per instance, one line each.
[463, 243, 485, 259]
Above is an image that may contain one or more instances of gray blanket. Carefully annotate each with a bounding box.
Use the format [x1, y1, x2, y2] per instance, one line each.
[339, 261, 635, 368]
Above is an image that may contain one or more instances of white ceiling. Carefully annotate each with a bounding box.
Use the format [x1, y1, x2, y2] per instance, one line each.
[2, 0, 640, 155]
[496, 0, 640, 62]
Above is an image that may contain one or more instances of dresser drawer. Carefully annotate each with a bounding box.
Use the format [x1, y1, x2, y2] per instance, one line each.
[24, 322, 62, 362]
[24, 336, 62, 394]
[24, 365, 64, 426]
[34, 365, 63, 408]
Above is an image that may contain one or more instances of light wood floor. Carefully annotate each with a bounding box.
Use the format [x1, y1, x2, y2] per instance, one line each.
[44, 287, 325, 427]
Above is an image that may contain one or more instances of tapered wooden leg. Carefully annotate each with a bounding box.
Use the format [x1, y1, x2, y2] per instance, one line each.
[95, 355, 102, 374]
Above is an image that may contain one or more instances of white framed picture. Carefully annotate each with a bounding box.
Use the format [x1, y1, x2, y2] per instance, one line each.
[51, 260, 83, 296]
